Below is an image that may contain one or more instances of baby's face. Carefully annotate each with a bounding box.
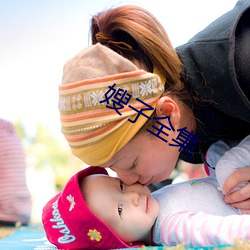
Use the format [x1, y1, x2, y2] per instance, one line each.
[84, 174, 160, 244]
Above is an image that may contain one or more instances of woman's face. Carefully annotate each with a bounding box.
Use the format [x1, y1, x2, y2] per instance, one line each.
[100, 131, 180, 186]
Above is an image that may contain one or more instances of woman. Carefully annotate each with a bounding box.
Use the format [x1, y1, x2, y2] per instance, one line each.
[59, 1, 250, 211]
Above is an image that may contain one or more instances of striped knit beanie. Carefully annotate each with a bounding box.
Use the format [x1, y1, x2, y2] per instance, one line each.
[59, 43, 165, 165]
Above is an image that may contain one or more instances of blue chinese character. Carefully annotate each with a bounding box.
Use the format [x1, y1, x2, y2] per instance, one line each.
[147, 117, 175, 143]
[128, 98, 153, 123]
[152, 116, 175, 130]
[100, 83, 117, 105]
[100, 84, 132, 115]
[169, 127, 200, 158]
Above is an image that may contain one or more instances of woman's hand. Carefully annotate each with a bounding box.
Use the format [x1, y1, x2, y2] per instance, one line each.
[223, 166, 250, 214]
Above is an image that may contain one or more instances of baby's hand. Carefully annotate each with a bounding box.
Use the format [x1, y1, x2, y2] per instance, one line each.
[223, 166, 250, 214]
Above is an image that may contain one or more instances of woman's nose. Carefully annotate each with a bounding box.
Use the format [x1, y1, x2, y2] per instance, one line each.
[112, 168, 139, 185]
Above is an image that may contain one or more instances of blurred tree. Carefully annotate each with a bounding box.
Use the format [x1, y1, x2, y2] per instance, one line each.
[14, 118, 26, 139]
[14, 120, 85, 191]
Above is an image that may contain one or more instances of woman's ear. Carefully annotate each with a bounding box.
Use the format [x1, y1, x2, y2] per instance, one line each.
[155, 96, 181, 127]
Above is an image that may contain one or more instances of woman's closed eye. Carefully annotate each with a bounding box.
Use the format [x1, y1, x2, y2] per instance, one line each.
[120, 180, 124, 191]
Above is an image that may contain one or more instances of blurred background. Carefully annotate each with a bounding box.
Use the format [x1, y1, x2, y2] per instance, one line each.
[0, 0, 238, 223]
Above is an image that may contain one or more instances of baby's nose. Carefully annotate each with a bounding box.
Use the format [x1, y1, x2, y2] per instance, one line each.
[126, 191, 140, 206]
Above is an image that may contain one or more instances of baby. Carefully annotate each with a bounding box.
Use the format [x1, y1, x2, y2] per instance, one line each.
[42, 135, 250, 249]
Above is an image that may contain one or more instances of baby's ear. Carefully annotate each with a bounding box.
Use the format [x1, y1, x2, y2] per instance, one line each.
[155, 96, 180, 127]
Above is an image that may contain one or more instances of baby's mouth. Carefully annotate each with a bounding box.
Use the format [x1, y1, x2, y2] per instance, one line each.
[146, 196, 149, 213]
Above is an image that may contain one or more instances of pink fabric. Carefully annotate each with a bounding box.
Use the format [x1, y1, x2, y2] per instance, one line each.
[160, 210, 250, 246]
[0, 119, 31, 224]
